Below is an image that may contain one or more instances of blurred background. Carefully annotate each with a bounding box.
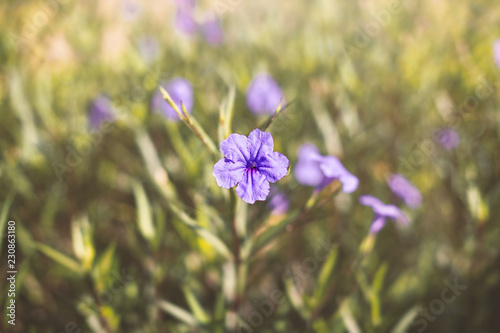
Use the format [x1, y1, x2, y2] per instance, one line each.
[0, 0, 499, 332]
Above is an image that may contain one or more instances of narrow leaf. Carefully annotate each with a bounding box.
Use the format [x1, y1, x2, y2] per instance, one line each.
[312, 247, 338, 305]
[0, 192, 14, 252]
[36, 242, 84, 275]
[156, 299, 198, 326]
[183, 286, 210, 324]
[132, 180, 155, 243]
[390, 305, 421, 333]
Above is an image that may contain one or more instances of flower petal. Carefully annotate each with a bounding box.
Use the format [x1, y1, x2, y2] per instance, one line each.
[370, 216, 387, 234]
[201, 17, 224, 45]
[373, 204, 408, 224]
[220, 133, 249, 162]
[268, 188, 289, 215]
[175, 9, 198, 35]
[236, 170, 270, 204]
[212, 158, 246, 189]
[294, 159, 324, 187]
[359, 195, 385, 208]
[387, 174, 422, 208]
[246, 73, 284, 115]
[318, 155, 348, 178]
[339, 173, 359, 193]
[297, 143, 322, 161]
[258, 151, 289, 183]
[247, 129, 274, 161]
[319, 156, 358, 193]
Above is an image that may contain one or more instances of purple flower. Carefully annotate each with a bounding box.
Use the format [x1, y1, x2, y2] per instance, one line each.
[494, 39, 500, 69]
[359, 195, 408, 234]
[200, 17, 224, 45]
[293, 143, 358, 193]
[88, 95, 115, 130]
[138, 36, 159, 63]
[151, 78, 193, 121]
[213, 129, 289, 204]
[268, 187, 290, 215]
[175, 9, 198, 35]
[246, 74, 284, 115]
[438, 128, 460, 150]
[387, 174, 422, 208]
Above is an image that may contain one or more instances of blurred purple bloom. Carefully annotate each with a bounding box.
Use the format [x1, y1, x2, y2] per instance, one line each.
[439, 128, 460, 150]
[200, 18, 224, 45]
[175, 9, 198, 35]
[246, 74, 284, 115]
[138, 36, 159, 63]
[294, 143, 358, 193]
[494, 39, 500, 69]
[387, 174, 422, 208]
[151, 78, 193, 121]
[174, 0, 196, 11]
[359, 195, 408, 234]
[268, 187, 290, 215]
[122, 0, 141, 21]
[213, 129, 289, 204]
[88, 95, 115, 130]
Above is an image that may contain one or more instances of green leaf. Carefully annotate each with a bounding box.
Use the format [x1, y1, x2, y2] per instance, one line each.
[156, 299, 198, 326]
[284, 275, 310, 319]
[213, 290, 226, 333]
[390, 305, 420, 333]
[218, 85, 235, 142]
[93, 242, 117, 287]
[0, 192, 14, 253]
[182, 286, 210, 324]
[36, 242, 84, 275]
[339, 299, 361, 333]
[312, 247, 338, 306]
[71, 215, 95, 271]
[250, 209, 300, 255]
[168, 202, 232, 259]
[132, 180, 155, 243]
[159, 85, 218, 157]
[371, 263, 388, 326]
[134, 129, 169, 184]
[184, 109, 219, 157]
[234, 196, 248, 239]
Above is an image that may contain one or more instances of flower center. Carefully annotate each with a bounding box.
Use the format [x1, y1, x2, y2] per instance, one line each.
[246, 161, 258, 172]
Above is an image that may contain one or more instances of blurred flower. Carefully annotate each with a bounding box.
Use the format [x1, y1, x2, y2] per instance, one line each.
[359, 195, 408, 234]
[213, 129, 289, 204]
[88, 95, 115, 130]
[138, 36, 159, 63]
[438, 128, 460, 150]
[294, 143, 358, 193]
[175, 0, 196, 11]
[122, 0, 141, 21]
[151, 78, 193, 120]
[268, 187, 290, 215]
[200, 17, 224, 45]
[175, 9, 198, 35]
[494, 39, 500, 69]
[246, 73, 284, 115]
[387, 174, 422, 208]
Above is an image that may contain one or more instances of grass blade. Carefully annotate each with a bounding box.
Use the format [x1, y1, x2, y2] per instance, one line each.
[156, 299, 198, 326]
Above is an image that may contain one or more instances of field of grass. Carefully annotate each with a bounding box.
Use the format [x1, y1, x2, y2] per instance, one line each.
[0, 0, 499, 332]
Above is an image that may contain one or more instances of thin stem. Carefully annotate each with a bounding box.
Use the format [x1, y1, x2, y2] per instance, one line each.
[230, 195, 242, 312]
[260, 98, 295, 132]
